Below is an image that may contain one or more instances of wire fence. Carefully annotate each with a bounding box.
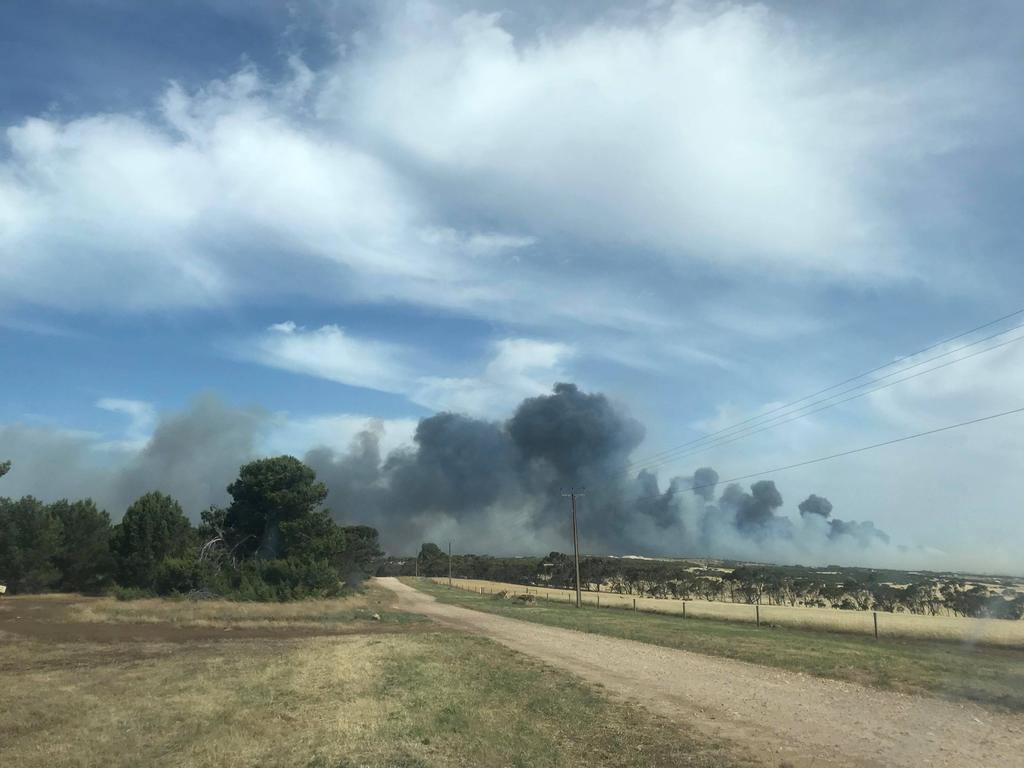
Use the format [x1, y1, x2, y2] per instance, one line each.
[426, 576, 1024, 648]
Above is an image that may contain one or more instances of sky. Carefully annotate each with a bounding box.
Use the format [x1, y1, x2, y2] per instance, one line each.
[2, 0, 1023, 572]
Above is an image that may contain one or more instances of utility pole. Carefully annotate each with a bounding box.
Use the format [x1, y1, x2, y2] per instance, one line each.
[448, 540, 452, 586]
[561, 488, 585, 608]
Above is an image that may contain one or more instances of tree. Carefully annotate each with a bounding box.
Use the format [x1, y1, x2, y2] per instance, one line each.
[417, 542, 446, 576]
[339, 525, 383, 581]
[51, 499, 115, 593]
[0, 460, 10, 479]
[111, 492, 193, 589]
[224, 456, 327, 559]
[280, 509, 347, 563]
[0, 496, 63, 593]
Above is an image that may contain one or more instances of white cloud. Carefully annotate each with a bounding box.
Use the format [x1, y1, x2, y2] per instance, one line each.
[0, 1, 985, 333]
[325, 2, 967, 278]
[264, 413, 417, 458]
[242, 322, 413, 394]
[0, 67, 528, 314]
[95, 397, 158, 449]
[241, 322, 573, 416]
[414, 337, 574, 415]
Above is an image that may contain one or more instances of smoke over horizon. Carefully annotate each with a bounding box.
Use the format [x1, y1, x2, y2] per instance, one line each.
[0, 384, 992, 573]
[305, 383, 907, 568]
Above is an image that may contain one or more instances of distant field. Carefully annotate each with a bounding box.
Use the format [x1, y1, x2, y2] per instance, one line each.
[434, 576, 1024, 647]
[1, 585, 749, 768]
[413, 578, 1024, 711]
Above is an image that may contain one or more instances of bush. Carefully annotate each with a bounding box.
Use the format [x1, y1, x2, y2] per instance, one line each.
[111, 585, 154, 601]
[153, 557, 201, 595]
[227, 558, 343, 601]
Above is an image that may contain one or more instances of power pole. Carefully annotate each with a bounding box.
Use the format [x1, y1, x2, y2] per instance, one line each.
[561, 488, 585, 608]
[448, 540, 453, 586]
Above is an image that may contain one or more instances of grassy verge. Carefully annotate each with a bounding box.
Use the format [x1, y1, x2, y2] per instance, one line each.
[407, 578, 1024, 712]
[1, 625, 750, 767]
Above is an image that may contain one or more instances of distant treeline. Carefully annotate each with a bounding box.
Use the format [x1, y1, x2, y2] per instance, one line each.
[381, 550, 1024, 620]
[0, 457, 382, 600]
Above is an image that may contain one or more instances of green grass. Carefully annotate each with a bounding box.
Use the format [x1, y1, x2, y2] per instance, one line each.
[407, 578, 1024, 712]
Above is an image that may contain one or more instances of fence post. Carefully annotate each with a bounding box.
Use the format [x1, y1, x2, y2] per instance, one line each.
[633, 598, 637, 613]
[873, 611, 879, 640]
[597, 594, 600, 608]
[682, 601, 686, 620]
[755, 605, 760, 627]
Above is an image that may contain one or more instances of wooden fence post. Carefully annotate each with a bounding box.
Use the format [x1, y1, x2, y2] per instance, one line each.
[755, 605, 760, 627]
[873, 611, 879, 640]
[633, 598, 637, 613]
[682, 601, 686, 619]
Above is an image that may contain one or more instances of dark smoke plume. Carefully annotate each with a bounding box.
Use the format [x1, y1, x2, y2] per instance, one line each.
[305, 382, 892, 561]
[798, 494, 833, 518]
[2, 384, 896, 565]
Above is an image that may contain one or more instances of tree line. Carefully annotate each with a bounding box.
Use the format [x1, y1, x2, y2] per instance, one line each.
[0, 456, 382, 600]
[382, 550, 1024, 620]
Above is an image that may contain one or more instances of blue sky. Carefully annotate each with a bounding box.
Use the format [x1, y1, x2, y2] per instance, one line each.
[2, 1, 1024, 570]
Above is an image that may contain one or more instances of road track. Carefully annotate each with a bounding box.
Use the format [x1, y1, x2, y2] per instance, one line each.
[379, 577, 1024, 768]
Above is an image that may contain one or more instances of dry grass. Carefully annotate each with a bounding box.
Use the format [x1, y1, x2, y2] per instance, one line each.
[438, 577, 1024, 647]
[1, 597, 751, 768]
[66, 583, 411, 628]
[416, 578, 1024, 711]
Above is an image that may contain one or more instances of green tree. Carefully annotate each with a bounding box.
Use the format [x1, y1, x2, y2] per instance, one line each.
[0, 496, 63, 593]
[51, 499, 115, 593]
[280, 509, 347, 563]
[0, 460, 10, 479]
[339, 525, 383, 582]
[417, 542, 445, 575]
[224, 456, 327, 559]
[111, 492, 193, 589]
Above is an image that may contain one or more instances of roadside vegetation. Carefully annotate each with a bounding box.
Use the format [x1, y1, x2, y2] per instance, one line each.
[0, 592, 751, 768]
[408, 577, 1024, 712]
[381, 547, 1024, 620]
[0, 456, 382, 601]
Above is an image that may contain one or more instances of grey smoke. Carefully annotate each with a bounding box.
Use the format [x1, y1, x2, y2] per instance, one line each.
[692, 467, 719, 501]
[798, 493, 834, 518]
[730, 479, 784, 530]
[2, 383, 898, 566]
[306, 382, 894, 561]
[0, 394, 264, 517]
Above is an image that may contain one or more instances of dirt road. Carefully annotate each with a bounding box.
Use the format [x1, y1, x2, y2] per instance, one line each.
[379, 577, 1024, 768]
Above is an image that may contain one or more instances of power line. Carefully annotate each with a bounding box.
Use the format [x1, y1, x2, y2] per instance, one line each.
[487, 404, 1024, 554]
[619, 330, 1024, 479]
[622, 307, 1024, 473]
[630, 404, 1024, 505]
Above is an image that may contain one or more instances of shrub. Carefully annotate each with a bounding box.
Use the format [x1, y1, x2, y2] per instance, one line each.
[153, 557, 201, 595]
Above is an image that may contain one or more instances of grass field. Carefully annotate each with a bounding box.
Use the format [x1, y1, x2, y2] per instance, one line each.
[432, 577, 1024, 647]
[1, 586, 751, 768]
[411, 578, 1024, 712]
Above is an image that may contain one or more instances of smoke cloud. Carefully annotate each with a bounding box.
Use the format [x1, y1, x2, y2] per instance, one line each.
[1, 383, 910, 567]
[0, 394, 264, 517]
[305, 382, 900, 565]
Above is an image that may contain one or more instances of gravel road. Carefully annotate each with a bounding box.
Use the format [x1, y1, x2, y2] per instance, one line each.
[378, 577, 1024, 768]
